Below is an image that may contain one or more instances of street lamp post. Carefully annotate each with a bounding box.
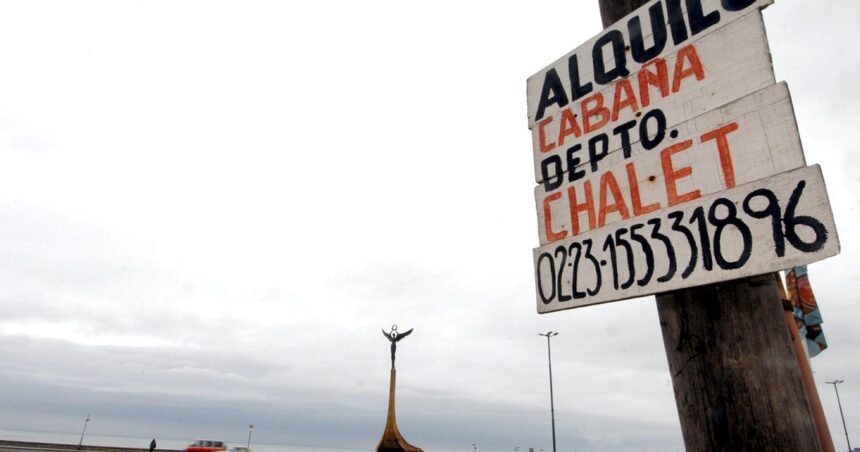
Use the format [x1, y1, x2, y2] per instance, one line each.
[826, 380, 852, 452]
[539, 331, 559, 452]
[78, 413, 90, 448]
[247, 424, 255, 449]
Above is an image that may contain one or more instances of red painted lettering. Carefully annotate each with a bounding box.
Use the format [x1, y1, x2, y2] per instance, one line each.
[611, 78, 639, 121]
[671, 45, 705, 93]
[661, 139, 700, 206]
[543, 192, 568, 241]
[557, 108, 582, 147]
[581, 93, 610, 133]
[598, 172, 630, 227]
[568, 181, 596, 235]
[538, 116, 556, 153]
[626, 163, 661, 216]
[637, 59, 670, 108]
[700, 122, 740, 188]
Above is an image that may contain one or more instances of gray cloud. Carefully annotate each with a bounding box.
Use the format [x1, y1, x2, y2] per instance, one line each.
[0, 334, 683, 451]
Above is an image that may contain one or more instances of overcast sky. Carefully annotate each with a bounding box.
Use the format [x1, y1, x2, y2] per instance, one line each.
[0, 1, 858, 451]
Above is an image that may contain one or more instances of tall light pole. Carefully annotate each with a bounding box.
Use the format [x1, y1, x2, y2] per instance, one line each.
[247, 424, 254, 449]
[826, 380, 851, 452]
[78, 413, 90, 448]
[539, 331, 559, 452]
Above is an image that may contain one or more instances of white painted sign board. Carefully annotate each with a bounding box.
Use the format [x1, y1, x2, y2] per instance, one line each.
[535, 82, 805, 244]
[526, 0, 774, 128]
[533, 165, 840, 312]
[529, 10, 775, 183]
[526, 0, 841, 312]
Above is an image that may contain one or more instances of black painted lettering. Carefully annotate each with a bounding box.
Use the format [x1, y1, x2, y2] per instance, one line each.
[592, 30, 630, 85]
[535, 68, 569, 121]
[721, 0, 756, 11]
[782, 180, 829, 252]
[743, 188, 785, 256]
[567, 54, 594, 102]
[630, 223, 655, 286]
[639, 109, 667, 150]
[588, 133, 610, 173]
[669, 210, 698, 279]
[687, 0, 721, 36]
[612, 120, 637, 159]
[565, 145, 587, 183]
[708, 198, 752, 270]
[582, 239, 601, 295]
[648, 218, 677, 282]
[615, 228, 636, 290]
[541, 155, 564, 191]
[536, 252, 556, 304]
[568, 243, 587, 299]
[555, 246, 572, 302]
[689, 206, 713, 271]
[628, 3, 668, 63]
[666, 0, 689, 45]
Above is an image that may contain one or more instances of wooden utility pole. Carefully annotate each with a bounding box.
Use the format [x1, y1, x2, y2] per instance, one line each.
[655, 275, 821, 450]
[595, 1, 824, 450]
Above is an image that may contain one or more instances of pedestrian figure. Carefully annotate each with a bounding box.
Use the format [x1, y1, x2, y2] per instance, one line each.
[150, 439, 156, 452]
[381, 324, 413, 369]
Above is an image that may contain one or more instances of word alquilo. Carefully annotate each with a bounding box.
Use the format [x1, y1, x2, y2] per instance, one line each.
[532, 0, 761, 123]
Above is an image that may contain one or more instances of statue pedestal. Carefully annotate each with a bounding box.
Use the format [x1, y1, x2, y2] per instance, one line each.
[376, 368, 422, 452]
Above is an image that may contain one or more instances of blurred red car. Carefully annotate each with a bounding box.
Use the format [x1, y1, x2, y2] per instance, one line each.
[186, 440, 227, 452]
